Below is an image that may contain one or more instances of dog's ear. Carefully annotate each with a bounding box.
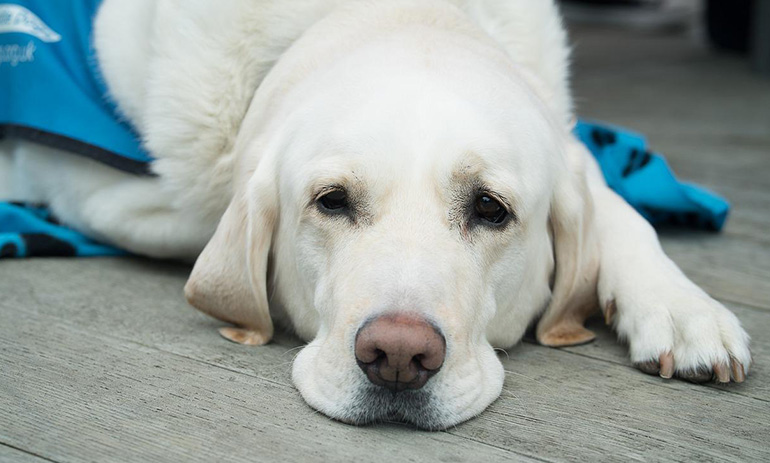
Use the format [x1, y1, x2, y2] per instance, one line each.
[184, 162, 276, 346]
[536, 139, 600, 347]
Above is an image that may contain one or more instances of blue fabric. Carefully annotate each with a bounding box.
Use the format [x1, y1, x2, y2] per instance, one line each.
[0, 0, 152, 174]
[0, 202, 125, 257]
[575, 120, 729, 231]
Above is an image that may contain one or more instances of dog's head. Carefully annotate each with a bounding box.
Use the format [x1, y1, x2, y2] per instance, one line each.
[185, 3, 596, 430]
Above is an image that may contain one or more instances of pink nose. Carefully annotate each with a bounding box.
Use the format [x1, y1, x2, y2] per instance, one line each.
[354, 313, 446, 392]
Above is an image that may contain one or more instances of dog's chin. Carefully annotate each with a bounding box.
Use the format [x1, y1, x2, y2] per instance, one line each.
[338, 386, 450, 430]
[293, 373, 454, 430]
[294, 376, 499, 431]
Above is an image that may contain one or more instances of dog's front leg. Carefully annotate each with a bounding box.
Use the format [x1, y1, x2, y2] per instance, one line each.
[582, 146, 751, 383]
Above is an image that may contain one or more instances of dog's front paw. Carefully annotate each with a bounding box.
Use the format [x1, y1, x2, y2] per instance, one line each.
[606, 276, 751, 384]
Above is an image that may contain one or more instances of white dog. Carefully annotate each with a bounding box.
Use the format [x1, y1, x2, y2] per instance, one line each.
[0, 0, 751, 429]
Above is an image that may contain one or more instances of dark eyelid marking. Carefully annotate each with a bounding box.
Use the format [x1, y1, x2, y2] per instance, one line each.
[450, 154, 518, 225]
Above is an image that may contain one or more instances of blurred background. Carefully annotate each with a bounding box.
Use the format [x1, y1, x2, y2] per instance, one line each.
[560, 0, 769, 245]
[561, 0, 768, 75]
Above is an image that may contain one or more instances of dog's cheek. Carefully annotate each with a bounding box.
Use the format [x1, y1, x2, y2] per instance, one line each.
[292, 337, 364, 417]
[429, 342, 505, 427]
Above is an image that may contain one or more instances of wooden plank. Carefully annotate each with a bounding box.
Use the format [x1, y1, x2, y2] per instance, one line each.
[660, 233, 770, 311]
[571, 27, 770, 143]
[0, 259, 304, 387]
[456, 342, 769, 463]
[0, 444, 54, 463]
[707, 185, 770, 246]
[1, 258, 768, 462]
[655, 136, 770, 192]
[0, 312, 535, 463]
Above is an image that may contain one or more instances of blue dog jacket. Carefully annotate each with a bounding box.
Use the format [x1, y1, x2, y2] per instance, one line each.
[0, 0, 152, 174]
[0, 2, 730, 258]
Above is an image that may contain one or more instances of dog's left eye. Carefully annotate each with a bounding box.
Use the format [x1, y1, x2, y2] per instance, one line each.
[474, 194, 508, 225]
[317, 189, 349, 211]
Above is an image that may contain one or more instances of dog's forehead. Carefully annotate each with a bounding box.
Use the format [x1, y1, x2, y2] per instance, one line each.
[277, 36, 562, 204]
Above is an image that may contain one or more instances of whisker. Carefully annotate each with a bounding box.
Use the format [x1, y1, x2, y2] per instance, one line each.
[261, 359, 296, 369]
[278, 344, 307, 358]
[260, 344, 322, 370]
[505, 392, 530, 414]
[503, 369, 553, 393]
[500, 388, 525, 408]
[304, 404, 331, 421]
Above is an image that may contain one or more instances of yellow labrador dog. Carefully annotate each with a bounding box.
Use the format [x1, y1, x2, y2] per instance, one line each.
[1, 0, 750, 429]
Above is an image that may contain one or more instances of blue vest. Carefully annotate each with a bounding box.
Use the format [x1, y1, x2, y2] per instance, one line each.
[0, 0, 152, 174]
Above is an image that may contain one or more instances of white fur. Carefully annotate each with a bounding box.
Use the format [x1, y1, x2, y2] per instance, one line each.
[0, 0, 750, 429]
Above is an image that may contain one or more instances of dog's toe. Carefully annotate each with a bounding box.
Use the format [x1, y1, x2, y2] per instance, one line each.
[658, 351, 674, 379]
[713, 361, 731, 383]
[636, 355, 744, 384]
[731, 358, 746, 383]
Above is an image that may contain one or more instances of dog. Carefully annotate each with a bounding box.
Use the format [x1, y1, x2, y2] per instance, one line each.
[0, 0, 751, 430]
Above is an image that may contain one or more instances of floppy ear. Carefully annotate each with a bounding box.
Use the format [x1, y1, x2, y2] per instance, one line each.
[184, 164, 276, 346]
[536, 140, 600, 347]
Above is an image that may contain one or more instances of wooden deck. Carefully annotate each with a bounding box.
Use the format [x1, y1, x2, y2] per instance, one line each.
[2, 25, 769, 463]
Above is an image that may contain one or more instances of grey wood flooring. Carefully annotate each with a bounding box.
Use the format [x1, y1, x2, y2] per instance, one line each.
[1, 25, 768, 463]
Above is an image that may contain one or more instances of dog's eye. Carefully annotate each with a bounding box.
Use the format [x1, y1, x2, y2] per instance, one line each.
[474, 194, 508, 225]
[318, 189, 349, 211]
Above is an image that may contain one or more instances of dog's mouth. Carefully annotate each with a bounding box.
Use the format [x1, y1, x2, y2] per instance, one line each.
[338, 385, 448, 430]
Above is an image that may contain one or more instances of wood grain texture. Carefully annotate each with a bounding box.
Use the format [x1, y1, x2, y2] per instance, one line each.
[0, 444, 53, 463]
[660, 234, 770, 311]
[1, 312, 535, 463]
[1, 258, 768, 462]
[1, 22, 769, 463]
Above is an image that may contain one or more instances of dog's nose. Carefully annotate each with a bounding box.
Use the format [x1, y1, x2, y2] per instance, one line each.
[354, 313, 445, 392]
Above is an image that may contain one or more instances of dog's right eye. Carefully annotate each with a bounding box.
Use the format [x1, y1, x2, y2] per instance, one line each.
[317, 189, 349, 211]
[474, 193, 509, 225]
